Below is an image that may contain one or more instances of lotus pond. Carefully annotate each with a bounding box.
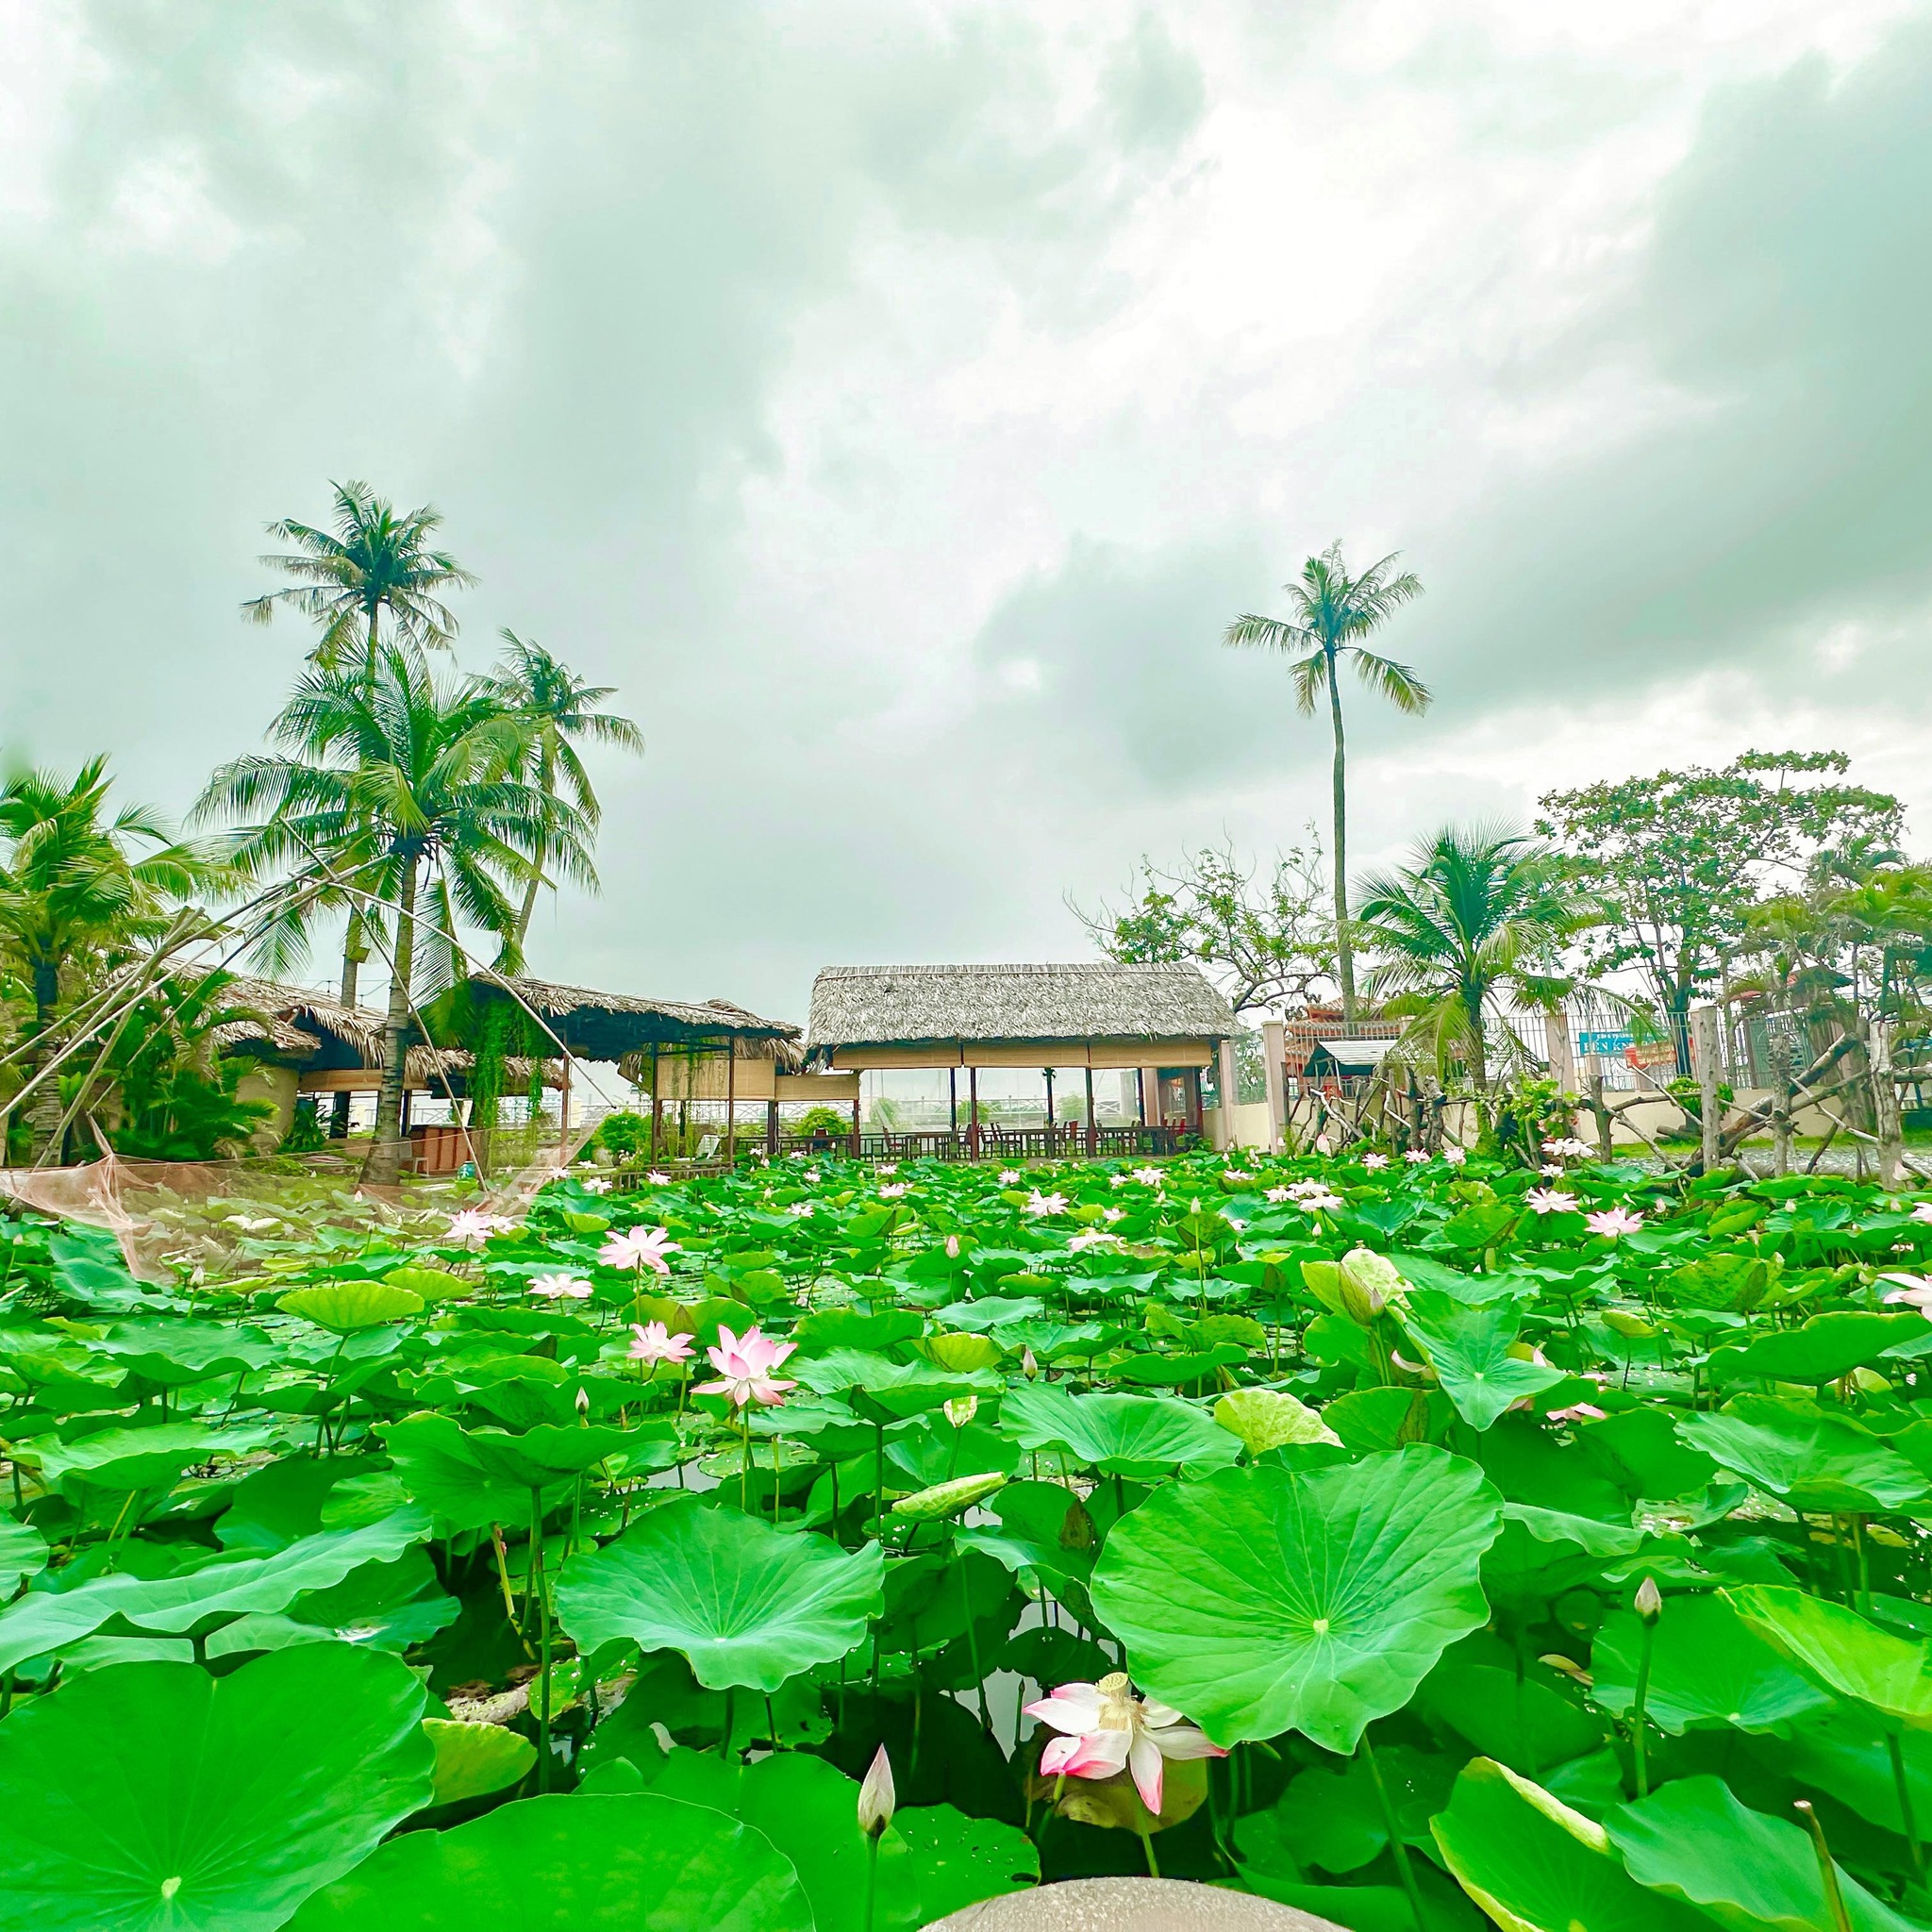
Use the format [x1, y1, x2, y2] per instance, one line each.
[8, 1142, 1932, 1929]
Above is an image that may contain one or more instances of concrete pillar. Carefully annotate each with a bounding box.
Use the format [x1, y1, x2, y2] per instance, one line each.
[1546, 1008, 1575, 1094]
[1260, 1019, 1288, 1154]
[1214, 1038, 1241, 1152]
[1690, 1005, 1723, 1174]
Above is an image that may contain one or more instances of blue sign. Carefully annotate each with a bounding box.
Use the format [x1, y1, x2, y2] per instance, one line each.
[1576, 1030, 1634, 1057]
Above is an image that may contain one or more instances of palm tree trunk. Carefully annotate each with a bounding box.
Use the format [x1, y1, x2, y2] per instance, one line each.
[25, 963, 66, 1163]
[510, 743, 555, 960]
[1327, 650, 1357, 1023]
[331, 607, 384, 1140]
[363, 851, 420, 1188]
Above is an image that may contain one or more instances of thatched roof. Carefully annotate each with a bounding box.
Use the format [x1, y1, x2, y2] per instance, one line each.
[464, 974, 800, 1063]
[203, 975, 386, 1066]
[806, 962, 1237, 1054]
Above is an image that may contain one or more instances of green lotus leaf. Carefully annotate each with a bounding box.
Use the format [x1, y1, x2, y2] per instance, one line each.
[276, 1281, 425, 1331]
[1607, 1774, 1918, 1932]
[0, 1509, 429, 1674]
[556, 1492, 884, 1691]
[998, 1383, 1241, 1479]
[891, 1470, 1008, 1522]
[1320, 1386, 1432, 1456]
[1418, 1660, 1607, 1771]
[0, 1511, 49, 1594]
[1676, 1397, 1927, 1513]
[1246, 1742, 1457, 1876]
[1213, 1388, 1341, 1456]
[381, 1414, 575, 1531]
[1091, 1444, 1503, 1750]
[25, 1419, 281, 1495]
[1432, 1757, 1708, 1931]
[384, 1264, 475, 1301]
[92, 1318, 279, 1384]
[914, 1332, 1004, 1374]
[423, 1718, 536, 1805]
[1498, 1503, 1644, 1557]
[894, 1805, 1040, 1924]
[791, 1349, 997, 1421]
[1589, 1594, 1832, 1734]
[1398, 1290, 1568, 1431]
[1726, 1584, 1932, 1725]
[286, 1792, 810, 1930]
[1719, 1310, 1931, 1384]
[0, 1645, 434, 1932]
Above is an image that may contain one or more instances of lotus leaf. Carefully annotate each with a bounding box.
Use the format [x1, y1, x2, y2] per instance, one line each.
[276, 1281, 425, 1330]
[556, 1492, 884, 1690]
[1213, 1387, 1341, 1455]
[1726, 1583, 1932, 1724]
[1589, 1594, 1832, 1734]
[1091, 1445, 1503, 1749]
[0, 1645, 433, 1932]
[1607, 1774, 1917, 1932]
[998, 1383, 1241, 1478]
[287, 1792, 810, 1929]
[1399, 1290, 1569, 1429]
[1676, 1397, 1928, 1512]
[423, 1718, 537, 1805]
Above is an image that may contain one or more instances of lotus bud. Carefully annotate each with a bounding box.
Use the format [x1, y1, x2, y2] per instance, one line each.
[945, 1235, 961, 1258]
[1338, 1247, 1404, 1326]
[1634, 1576, 1662, 1624]
[574, 1386, 591, 1418]
[944, 1394, 978, 1428]
[1022, 1346, 1040, 1381]
[858, 1744, 895, 1840]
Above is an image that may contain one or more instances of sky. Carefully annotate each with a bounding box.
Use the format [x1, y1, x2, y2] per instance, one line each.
[6, 0, 1932, 1026]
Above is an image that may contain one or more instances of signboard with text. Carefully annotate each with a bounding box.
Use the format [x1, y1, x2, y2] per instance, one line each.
[1576, 1030, 1634, 1057]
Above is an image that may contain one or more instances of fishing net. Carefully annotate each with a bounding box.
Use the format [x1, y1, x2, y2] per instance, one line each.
[0, 1124, 595, 1285]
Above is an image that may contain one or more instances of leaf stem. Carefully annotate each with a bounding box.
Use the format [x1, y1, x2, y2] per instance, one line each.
[1360, 1731, 1425, 1931]
[1890, 1730, 1924, 1879]
[1796, 1801, 1855, 1932]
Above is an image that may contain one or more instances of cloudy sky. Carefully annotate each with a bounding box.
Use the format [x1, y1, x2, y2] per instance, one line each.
[6, 0, 1932, 1025]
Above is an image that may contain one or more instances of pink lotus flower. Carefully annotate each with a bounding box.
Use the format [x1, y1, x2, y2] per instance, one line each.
[629, 1320, 696, 1366]
[528, 1273, 592, 1300]
[1405, 1150, 1429, 1165]
[599, 1226, 679, 1274]
[1913, 1203, 1932, 1225]
[1548, 1401, 1609, 1424]
[1586, 1206, 1645, 1239]
[695, 1324, 797, 1407]
[1360, 1153, 1390, 1171]
[944, 1234, 961, 1257]
[1314, 1134, 1333, 1154]
[1881, 1274, 1932, 1310]
[1025, 1672, 1224, 1814]
[445, 1208, 514, 1249]
[1442, 1146, 1467, 1166]
[1525, 1188, 1580, 1216]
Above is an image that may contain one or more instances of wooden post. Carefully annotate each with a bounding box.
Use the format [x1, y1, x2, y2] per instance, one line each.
[1587, 1072, 1613, 1162]
[1137, 1068, 1148, 1125]
[1084, 1063, 1097, 1157]
[766, 1097, 779, 1158]
[1043, 1068, 1056, 1148]
[850, 1088, 861, 1160]
[558, 1054, 572, 1165]
[649, 1046, 661, 1164]
[1873, 1016, 1903, 1188]
[968, 1066, 980, 1159]
[948, 1065, 958, 1138]
[724, 1043, 738, 1170]
[1690, 1005, 1722, 1174]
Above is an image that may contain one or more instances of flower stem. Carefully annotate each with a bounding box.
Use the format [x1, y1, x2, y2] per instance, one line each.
[1631, 1617, 1657, 1799]
[1137, 1824, 1161, 1878]
[1796, 1801, 1855, 1932]
[862, 1833, 881, 1932]
[1890, 1730, 1924, 1879]
[1360, 1732, 1424, 1932]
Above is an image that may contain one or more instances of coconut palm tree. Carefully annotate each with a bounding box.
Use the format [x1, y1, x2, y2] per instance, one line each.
[1224, 544, 1427, 1022]
[242, 480, 478, 1122]
[1353, 824, 1597, 1092]
[482, 632, 643, 964]
[197, 648, 591, 1185]
[0, 760, 218, 1160]
[242, 480, 476, 684]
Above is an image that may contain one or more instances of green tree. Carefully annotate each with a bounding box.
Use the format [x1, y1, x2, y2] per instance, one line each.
[1537, 751, 1902, 1070]
[0, 760, 216, 1160]
[482, 632, 643, 966]
[1070, 836, 1334, 1015]
[242, 481, 478, 1091]
[1354, 824, 1597, 1091]
[1224, 544, 1427, 1022]
[197, 649, 589, 1186]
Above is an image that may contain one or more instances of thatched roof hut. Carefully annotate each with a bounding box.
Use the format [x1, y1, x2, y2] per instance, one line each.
[806, 962, 1236, 1070]
[461, 974, 802, 1066]
[205, 976, 385, 1069]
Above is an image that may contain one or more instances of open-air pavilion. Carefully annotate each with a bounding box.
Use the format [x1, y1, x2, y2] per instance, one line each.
[456, 975, 820, 1165]
[804, 961, 1239, 1159]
